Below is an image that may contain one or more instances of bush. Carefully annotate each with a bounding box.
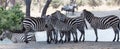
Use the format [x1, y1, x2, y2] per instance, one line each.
[0, 4, 24, 34]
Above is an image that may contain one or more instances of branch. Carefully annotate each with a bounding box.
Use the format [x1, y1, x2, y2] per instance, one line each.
[41, 0, 52, 17]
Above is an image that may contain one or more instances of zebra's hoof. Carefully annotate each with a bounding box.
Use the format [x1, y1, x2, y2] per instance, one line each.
[24, 39, 29, 43]
[113, 39, 115, 42]
[47, 41, 51, 44]
[95, 40, 98, 42]
[74, 40, 78, 43]
[82, 40, 85, 42]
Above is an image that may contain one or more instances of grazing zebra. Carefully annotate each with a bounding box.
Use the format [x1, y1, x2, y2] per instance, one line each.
[45, 15, 78, 43]
[51, 11, 88, 42]
[81, 9, 120, 42]
[61, 4, 76, 15]
[23, 17, 55, 44]
[0, 30, 36, 43]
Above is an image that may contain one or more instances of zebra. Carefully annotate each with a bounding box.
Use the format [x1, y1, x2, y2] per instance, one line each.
[51, 10, 88, 42]
[61, 4, 77, 15]
[0, 30, 36, 43]
[23, 17, 55, 44]
[45, 15, 78, 43]
[81, 9, 120, 42]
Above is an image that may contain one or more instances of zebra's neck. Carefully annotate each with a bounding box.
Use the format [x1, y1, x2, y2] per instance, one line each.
[85, 14, 94, 23]
[7, 33, 12, 40]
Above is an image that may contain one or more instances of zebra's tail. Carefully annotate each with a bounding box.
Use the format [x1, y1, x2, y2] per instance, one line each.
[118, 19, 120, 30]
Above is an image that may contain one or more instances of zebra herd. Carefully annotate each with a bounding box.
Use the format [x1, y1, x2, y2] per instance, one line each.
[0, 9, 120, 44]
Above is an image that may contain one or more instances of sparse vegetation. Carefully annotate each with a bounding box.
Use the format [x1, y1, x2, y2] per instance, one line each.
[0, 4, 24, 34]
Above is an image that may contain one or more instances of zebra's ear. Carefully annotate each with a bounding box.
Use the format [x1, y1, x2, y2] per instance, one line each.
[83, 9, 87, 12]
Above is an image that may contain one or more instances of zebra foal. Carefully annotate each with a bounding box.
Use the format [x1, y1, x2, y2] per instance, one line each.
[0, 30, 36, 43]
[45, 15, 78, 43]
[51, 11, 88, 42]
[81, 9, 120, 42]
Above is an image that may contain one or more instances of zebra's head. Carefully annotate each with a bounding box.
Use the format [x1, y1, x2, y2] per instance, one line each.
[45, 15, 58, 28]
[0, 30, 11, 41]
[44, 15, 52, 28]
[51, 10, 67, 22]
[81, 9, 94, 19]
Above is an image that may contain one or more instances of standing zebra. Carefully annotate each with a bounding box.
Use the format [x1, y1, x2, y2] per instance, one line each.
[0, 30, 36, 43]
[23, 17, 55, 43]
[45, 15, 78, 43]
[61, 4, 76, 15]
[81, 9, 120, 42]
[51, 11, 88, 42]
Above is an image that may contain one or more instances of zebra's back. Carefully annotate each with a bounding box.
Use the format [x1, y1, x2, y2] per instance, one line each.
[91, 15, 120, 29]
[12, 33, 36, 43]
[23, 17, 46, 31]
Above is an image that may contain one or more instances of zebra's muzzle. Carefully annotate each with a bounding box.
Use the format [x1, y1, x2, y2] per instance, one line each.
[0, 38, 3, 41]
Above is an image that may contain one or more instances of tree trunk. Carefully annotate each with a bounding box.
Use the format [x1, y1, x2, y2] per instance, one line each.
[25, 0, 31, 17]
[0, 0, 2, 6]
[9, 0, 15, 7]
[41, 0, 52, 17]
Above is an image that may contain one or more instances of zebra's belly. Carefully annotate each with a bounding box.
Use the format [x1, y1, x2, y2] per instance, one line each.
[32, 28, 46, 32]
[54, 26, 71, 31]
[95, 26, 111, 29]
[91, 23, 112, 29]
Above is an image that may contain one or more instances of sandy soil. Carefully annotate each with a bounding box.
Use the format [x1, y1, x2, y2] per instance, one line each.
[0, 41, 120, 49]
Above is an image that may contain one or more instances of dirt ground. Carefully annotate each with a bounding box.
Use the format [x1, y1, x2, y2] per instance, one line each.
[0, 41, 120, 49]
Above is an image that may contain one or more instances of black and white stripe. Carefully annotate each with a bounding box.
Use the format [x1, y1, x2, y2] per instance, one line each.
[51, 11, 87, 42]
[0, 30, 36, 43]
[81, 9, 120, 42]
[45, 15, 78, 43]
[23, 17, 55, 44]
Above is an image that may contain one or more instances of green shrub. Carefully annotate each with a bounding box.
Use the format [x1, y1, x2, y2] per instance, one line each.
[0, 4, 24, 34]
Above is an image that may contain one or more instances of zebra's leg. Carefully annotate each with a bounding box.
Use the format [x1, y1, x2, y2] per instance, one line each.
[72, 8, 75, 15]
[65, 31, 70, 42]
[71, 29, 78, 42]
[64, 32, 67, 43]
[24, 32, 29, 43]
[24, 28, 30, 43]
[51, 29, 55, 43]
[80, 30, 85, 42]
[78, 28, 85, 42]
[59, 31, 64, 43]
[117, 30, 119, 42]
[68, 31, 71, 42]
[54, 30, 58, 44]
[112, 27, 119, 42]
[79, 33, 82, 42]
[71, 30, 76, 42]
[46, 30, 51, 44]
[113, 27, 119, 42]
[53, 29, 56, 42]
[93, 28, 98, 42]
[74, 31, 78, 42]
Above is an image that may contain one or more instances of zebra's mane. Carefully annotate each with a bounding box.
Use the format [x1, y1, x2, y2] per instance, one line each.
[83, 9, 95, 16]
